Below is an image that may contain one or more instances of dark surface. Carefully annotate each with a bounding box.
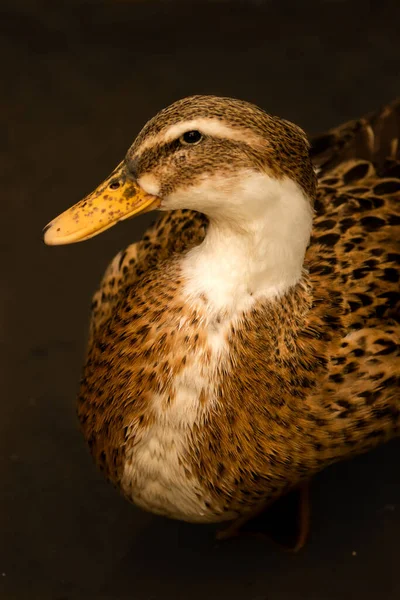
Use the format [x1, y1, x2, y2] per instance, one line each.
[2, 1, 399, 598]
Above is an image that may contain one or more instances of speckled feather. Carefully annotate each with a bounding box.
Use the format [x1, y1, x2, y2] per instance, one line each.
[78, 97, 399, 522]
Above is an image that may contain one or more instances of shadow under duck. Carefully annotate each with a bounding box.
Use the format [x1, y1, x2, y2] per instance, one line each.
[44, 96, 400, 547]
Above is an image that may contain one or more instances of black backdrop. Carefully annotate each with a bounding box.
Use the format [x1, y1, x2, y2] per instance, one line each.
[2, 1, 399, 598]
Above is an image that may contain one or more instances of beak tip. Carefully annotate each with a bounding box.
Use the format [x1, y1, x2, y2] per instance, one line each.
[43, 223, 52, 245]
[43, 222, 61, 245]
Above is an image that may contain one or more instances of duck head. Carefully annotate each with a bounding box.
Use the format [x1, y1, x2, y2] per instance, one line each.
[44, 95, 316, 245]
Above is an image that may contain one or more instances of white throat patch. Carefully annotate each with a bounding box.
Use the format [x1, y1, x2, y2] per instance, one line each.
[180, 172, 313, 314]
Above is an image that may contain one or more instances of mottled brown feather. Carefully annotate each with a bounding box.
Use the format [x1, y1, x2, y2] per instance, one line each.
[78, 97, 399, 520]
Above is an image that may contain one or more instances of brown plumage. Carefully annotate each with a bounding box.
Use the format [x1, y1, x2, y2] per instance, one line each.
[44, 96, 399, 533]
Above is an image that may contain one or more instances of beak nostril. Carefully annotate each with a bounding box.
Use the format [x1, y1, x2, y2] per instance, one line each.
[109, 181, 121, 190]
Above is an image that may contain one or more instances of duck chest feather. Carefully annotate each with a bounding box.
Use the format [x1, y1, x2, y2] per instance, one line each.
[77, 257, 347, 522]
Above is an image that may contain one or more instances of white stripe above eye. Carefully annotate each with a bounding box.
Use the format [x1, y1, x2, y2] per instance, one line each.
[135, 118, 266, 155]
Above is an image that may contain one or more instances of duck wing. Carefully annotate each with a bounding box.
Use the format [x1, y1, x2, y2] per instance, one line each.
[311, 98, 400, 176]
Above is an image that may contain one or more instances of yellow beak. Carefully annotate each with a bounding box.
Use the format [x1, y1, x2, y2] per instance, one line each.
[43, 161, 160, 245]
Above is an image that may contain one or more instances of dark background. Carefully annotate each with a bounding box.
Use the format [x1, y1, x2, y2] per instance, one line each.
[1, 1, 399, 598]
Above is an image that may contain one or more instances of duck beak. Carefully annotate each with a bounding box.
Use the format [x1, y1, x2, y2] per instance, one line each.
[43, 161, 160, 245]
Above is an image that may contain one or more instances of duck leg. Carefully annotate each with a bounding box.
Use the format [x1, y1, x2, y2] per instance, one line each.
[216, 483, 310, 552]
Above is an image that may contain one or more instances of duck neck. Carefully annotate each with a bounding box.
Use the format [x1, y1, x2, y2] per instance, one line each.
[182, 177, 313, 314]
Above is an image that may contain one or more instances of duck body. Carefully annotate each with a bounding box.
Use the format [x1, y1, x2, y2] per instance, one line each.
[45, 96, 400, 525]
[80, 169, 399, 524]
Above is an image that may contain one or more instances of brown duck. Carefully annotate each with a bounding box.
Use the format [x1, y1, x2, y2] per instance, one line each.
[44, 96, 400, 548]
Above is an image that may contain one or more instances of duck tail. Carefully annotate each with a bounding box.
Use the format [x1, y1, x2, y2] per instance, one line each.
[311, 98, 400, 175]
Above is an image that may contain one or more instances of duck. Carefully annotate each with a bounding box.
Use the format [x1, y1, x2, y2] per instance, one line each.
[44, 95, 400, 549]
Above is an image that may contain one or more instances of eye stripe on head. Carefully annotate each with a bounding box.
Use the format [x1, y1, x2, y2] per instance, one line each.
[131, 118, 266, 158]
[126, 133, 261, 181]
[126, 137, 183, 176]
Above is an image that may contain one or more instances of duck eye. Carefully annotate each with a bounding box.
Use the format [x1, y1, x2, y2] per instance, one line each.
[181, 130, 203, 145]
